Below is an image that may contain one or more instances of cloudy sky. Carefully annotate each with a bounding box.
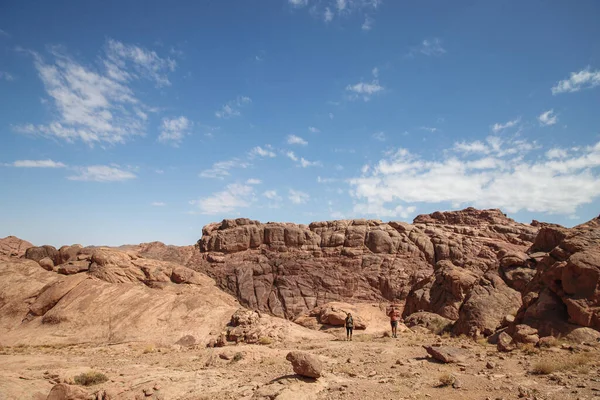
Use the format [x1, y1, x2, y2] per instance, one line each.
[1, 0, 599, 246]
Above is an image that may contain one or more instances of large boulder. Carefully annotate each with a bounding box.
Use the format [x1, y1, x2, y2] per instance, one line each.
[45, 383, 89, 400]
[404, 311, 453, 334]
[286, 351, 322, 378]
[423, 345, 469, 363]
[0, 236, 33, 258]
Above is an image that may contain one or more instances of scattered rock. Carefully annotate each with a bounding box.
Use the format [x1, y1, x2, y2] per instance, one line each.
[423, 345, 468, 363]
[497, 332, 515, 352]
[46, 383, 89, 400]
[285, 351, 322, 379]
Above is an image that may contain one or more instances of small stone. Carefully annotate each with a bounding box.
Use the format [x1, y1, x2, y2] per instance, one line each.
[486, 361, 496, 369]
[368, 371, 377, 377]
[143, 388, 153, 396]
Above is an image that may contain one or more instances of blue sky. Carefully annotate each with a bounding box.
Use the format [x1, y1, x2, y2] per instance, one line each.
[1, 0, 600, 246]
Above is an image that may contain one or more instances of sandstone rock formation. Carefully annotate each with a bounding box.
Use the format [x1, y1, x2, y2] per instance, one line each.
[0, 235, 33, 257]
[294, 302, 367, 330]
[0, 245, 327, 347]
[511, 216, 600, 337]
[191, 208, 538, 323]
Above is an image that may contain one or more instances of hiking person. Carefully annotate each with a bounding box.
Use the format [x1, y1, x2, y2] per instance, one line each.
[345, 312, 354, 341]
[388, 306, 400, 338]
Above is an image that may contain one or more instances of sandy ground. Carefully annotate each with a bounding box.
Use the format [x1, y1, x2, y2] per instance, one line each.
[1, 326, 600, 400]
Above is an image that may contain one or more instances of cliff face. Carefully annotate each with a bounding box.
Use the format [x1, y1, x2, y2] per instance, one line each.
[191, 207, 538, 319]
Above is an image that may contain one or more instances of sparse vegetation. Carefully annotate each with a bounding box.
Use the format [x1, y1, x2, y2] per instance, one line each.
[232, 352, 244, 362]
[429, 319, 453, 335]
[518, 342, 539, 355]
[532, 352, 595, 375]
[143, 344, 156, 354]
[73, 371, 108, 386]
[258, 336, 273, 345]
[437, 373, 456, 387]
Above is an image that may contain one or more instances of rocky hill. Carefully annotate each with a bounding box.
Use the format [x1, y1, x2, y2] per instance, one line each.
[189, 208, 538, 325]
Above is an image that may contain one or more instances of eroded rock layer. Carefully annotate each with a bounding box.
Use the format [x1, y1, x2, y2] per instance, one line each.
[191, 208, 538, 319]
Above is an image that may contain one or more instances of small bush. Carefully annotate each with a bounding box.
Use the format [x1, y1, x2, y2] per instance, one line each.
[518, 342, 539, 355]
[74, 371, 108, 386]
[437, 373, 455, 387]
[258, 336, 273, 345]
[143, 345, 155, 354]
[232, 352, 243, 362]
[532, 353, 594, 375]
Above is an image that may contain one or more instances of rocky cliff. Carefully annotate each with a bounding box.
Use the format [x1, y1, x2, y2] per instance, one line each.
[191, 208, 538, 320]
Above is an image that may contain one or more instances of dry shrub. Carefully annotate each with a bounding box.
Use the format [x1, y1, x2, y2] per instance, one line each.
[74, 371, 108, 386]
[41, 314, 67, 325]
[142, 344, 155, 354]
[430, 319, 453, 335]
[232, 352, 243, 362]
[437, 373, 456, 387]
[532, 352, 595, 375]
[258, 336, 273, 345]
[518, 342, 539, 355]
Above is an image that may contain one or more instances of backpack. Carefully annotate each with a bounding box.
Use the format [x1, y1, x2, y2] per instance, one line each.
[346, 316, 354, 328]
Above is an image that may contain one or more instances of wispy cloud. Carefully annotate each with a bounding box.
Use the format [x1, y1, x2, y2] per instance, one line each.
[362, 15, 374, 31]
[372, 131, 386, 141]
[246, 178, 262, 185]
[158, 116, 192, 146]
[419, 126, 438, 133]
[190, 183, 255, 215]
[491, 118, 520, 133]
[300, 157, 322, 168]
[151, 202, 166, 206]
[308, 126, 320, 133]
[346, 79, 384, 101]
[215, 96, 252, 118]
[68, 165, 136, 182]
[199, 158, 250, 179]
[249, 145, 276, 158]
[289, 189, 310, 204]
[409, 38, 446, 57]
[287, 134, 308, 145]
[288, 0, 308, 7]
[0, 71, 14, 81]
[552, 67, 600, 94]
[6, 159, 66, 168]
[15, 40, 175, 145]
[538, 109, 558, 126]
[324, 7, 334, 22]
[286, 151, 299, 162]
[0, 29, 10, 37]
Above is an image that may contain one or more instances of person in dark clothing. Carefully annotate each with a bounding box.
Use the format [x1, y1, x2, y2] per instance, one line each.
[345, 312, 354, 341]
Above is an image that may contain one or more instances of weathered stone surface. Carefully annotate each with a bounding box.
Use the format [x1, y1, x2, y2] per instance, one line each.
[26, 245, 59, 264]
[0, 236, 33, 258]
[191, 209, 538, 320]
[46, 383, 89, 400]
[57, 261, 89, 275]
[423, 345, 468, 363]
[404, 311, 453, 334]
[513, 216, 600, 336]
[39, 257, 55, 271]
[296, 302, 367, 330]
[497, 332, 515, 352]
[286, 351, 322, 378]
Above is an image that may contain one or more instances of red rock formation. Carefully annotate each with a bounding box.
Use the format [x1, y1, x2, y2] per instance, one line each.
[191, 208, 538, 321]
[514, 216, 600, 336]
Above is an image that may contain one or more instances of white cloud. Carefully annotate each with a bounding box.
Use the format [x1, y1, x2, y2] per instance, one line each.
[191, 183, 255, 215]
[453, 140, 488, 154]
[317, 176, 337, 183]
[300, 157, 322, 168]
[104, 39, 176, 87]
[362, 15, 374, 31]
[9, 159, 66, 168]
[249, 145, 276, 158]
[263, 190, 281, 200]
[199, 158, 250, 179]
[0, 71, 14, 81]
[15, 40, 174, 145]
[158, 116, 192, 145]
[286, 151, 299, 162]
[151, 202, 166, 206]
[337, 0, 347, 11]
[288, 0, 308, 6]
[491, 118, 520, 133]
[68, 165, 136, 182]
[350, 139, 600, 215]
[552, 67, 600, 94]
[346, 80, 384, 101]
[309, 126, 320, 133]
[246, 178, 262, 185]
[546, 148, 568, 159]
[215, 96, 252, 119]
[538, 109, 558, 126]
[419, 126, 438, 133]
[411, 38, 446, 57]
[371, 67, 379, 78]
[372, 131, 386, 141]
[289, 189, 310, 204]
[324, 7, 334, 22]
[354, 202, 416, 218]
[287, 134, 308, 145]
